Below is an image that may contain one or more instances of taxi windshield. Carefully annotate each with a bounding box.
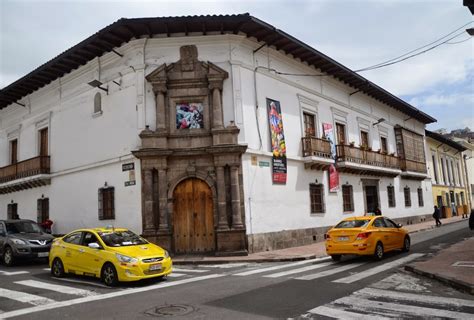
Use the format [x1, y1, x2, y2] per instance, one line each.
[98, 230, 148, 247]
[334, 220, 370, 229]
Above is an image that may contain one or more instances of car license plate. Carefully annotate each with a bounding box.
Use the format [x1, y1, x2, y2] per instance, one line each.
[149, 263, 162, 271]
[38, 252, 49, 258]
[338, 236, 349, 241]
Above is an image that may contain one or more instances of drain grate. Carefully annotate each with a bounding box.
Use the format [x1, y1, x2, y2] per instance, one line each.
[145, 304, 195, 317]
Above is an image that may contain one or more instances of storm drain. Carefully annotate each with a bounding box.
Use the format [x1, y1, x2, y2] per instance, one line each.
[145, 304, 195, 317]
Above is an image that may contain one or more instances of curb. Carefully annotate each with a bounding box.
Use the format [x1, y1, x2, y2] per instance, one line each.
[405, 265, 474, 295]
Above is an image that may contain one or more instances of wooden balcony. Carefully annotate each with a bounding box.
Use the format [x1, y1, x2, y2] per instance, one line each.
[0, 156, 51, 194]
[399, 159, 427, 180]
[335, 145, 401, 177]
[301, 137, 334, 170]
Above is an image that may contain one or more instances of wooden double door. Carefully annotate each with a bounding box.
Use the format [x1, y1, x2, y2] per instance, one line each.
[173, 178, 215, 254]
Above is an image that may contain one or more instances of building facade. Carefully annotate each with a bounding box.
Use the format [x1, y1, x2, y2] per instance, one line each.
[0, 14, 436, 255]
[425, 130, 470, 217]
[452, 137, 474, 210]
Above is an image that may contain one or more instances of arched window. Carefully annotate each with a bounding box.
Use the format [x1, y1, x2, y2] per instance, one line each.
[94, 92, 102, 114]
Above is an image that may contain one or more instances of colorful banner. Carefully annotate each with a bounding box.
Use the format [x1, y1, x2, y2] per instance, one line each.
[323, 123, 339, 192]
[267, 99, 287, 184]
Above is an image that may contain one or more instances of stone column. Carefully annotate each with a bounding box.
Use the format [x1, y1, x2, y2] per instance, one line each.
[158, 169, 169, 231]
[210, 83, 224, 129]
[230, 166, 244, 229]
[143, 169, 155, 232]
[216, 166, 228, 230]
[155, 86, 167, 130]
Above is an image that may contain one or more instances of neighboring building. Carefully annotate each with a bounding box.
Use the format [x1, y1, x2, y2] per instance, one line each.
[451, 137, 474, 210]
[0, 14, 436, 255]
[425, 130, 470, 217]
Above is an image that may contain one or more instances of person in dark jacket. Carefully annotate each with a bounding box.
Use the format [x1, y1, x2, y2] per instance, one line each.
[469, 209, 474, 230]
[374, 207, 382, 216]
[433, 205, 442, 227]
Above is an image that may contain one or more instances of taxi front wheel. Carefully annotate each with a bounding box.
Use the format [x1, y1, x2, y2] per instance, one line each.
[51, 258, 65, 278]
[101, 263, 118, 287]
[402, 236, 410, 252]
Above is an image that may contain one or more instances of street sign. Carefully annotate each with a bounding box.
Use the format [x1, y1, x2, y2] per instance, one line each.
[122, 163, 134, 171]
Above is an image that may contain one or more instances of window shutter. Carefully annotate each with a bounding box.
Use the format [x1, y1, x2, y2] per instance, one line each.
[110, 187, 115, 219]
[98, 189, 104, 220]
[7, 204, 12, 220]
[37, 199, 43, 223]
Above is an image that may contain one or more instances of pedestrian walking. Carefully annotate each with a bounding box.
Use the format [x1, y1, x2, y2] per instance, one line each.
[469, 209, 474, 231]
[374, 207, 382, 216]
[433, 205, 442, 227]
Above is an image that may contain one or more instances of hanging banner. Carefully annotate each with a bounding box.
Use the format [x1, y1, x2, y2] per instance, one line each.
[267, 98, 287, 184]
[323, 123, 339, 192]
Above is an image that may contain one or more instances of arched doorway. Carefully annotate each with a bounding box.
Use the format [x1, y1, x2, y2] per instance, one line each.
[173, 178, 215, 253]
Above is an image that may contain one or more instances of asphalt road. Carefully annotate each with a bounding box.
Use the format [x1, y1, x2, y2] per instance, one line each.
[0, 221, 472, 319]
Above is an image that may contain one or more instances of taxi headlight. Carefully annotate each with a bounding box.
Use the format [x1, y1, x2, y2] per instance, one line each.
[116, 253, 138, 263]
[12, 239, 27, 245]
[163, 250, 169, 259]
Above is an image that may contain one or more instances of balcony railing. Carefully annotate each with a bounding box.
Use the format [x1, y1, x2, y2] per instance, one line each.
[399, 159, 427, 173]
[301, 137, 332, 158]
[336, 145, 400, 169]
[0, 156, 50, 184]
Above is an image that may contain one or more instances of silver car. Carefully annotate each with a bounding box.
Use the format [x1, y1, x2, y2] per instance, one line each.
[0, 219, 54, 266]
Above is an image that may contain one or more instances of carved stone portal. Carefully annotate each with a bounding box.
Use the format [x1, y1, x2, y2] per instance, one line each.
[133, 45, 247, 256]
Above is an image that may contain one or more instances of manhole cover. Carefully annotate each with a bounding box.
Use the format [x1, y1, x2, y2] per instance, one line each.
[145, 304, 195, 317]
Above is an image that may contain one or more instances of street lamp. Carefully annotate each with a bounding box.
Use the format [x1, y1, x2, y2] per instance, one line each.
[87, 80, 108, 93]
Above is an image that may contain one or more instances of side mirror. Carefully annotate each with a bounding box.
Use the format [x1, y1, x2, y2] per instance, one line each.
[88, 242, 101, 249]
[397, 223, 403, 228]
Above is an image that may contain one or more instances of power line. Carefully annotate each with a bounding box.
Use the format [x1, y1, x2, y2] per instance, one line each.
[445, 37, 472, 45]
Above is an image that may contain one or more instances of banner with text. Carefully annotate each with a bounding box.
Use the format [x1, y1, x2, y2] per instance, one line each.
[267, 98, 287, 184]
[323, 123, 339, 192]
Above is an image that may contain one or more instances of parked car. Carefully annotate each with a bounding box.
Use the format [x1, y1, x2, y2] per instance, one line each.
[325, 215, 410, 261]
[49, 227, 172, 286]
[0, 219, 55, 266]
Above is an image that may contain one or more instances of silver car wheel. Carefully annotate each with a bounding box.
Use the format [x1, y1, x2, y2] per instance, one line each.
[3, 247, 14, 266]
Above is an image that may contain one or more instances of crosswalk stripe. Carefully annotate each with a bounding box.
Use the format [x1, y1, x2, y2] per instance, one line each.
[307, 305, 391, 320]
[167, 273, 186, 278]
[234, 257, 329, 276]
[357, 287, 474, 308]
[15, 280, 98, 297]
[172, 268, 209, 273]
[199, 263, 249, 268]
[264, 261, 333, 278]
[1, 274, 225, 319]
[333, 253, 424, 283]
[0, 271, 29, 276]
[0, 288, 56, 306]
[296, 262, 366, 280]
[336, 296, 474, 319]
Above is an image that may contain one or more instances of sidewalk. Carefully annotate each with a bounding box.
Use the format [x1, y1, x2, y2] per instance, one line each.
[173, 215, 466, 264]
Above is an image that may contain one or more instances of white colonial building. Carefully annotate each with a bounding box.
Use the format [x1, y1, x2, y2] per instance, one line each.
[0, 14, 436, 255]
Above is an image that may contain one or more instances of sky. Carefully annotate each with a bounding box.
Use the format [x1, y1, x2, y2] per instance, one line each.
[0, 0, 473, 131]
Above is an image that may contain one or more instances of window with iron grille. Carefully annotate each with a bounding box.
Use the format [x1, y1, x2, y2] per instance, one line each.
[98, 186, 115, 220]
[342, 185, 354, 212]
[417, 188, 424, 207]
[387, 186, 396, 207]
[37, 198, 49, 223]
[310, 184, 325, 213]
[404, 187, 411, 207]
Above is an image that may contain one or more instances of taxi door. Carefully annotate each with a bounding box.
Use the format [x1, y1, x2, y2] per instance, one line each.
[78, 232, 105, 277]
[60, 231, 84, 273]
[384, 218, 405, 249]
[372, 218, 390, 249]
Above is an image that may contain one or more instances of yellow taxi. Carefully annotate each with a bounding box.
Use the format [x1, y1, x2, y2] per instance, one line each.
[325, 216, 410, 261]
[49, 227, 172, 286]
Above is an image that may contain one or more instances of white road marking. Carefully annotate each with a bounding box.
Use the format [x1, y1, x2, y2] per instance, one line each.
[15, 280, 99, 297]
[1, 274, 225, 319]
[0, 288, 55, 306]
[296, 262, 366, 280]
[198, 263, 249, 268]
[43, 268, 50, 271]
[167, 273, 186, 278]
[172, 267, 209, 273]
[336, 296, 474, 319]
[333, 253, 425, 283]
[357, 287, 474, 308]
[264, 261, 333, 278]
[234, 257, 330, 276]
[0, 270, 29, 276]
[307, 305, 391, 320]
